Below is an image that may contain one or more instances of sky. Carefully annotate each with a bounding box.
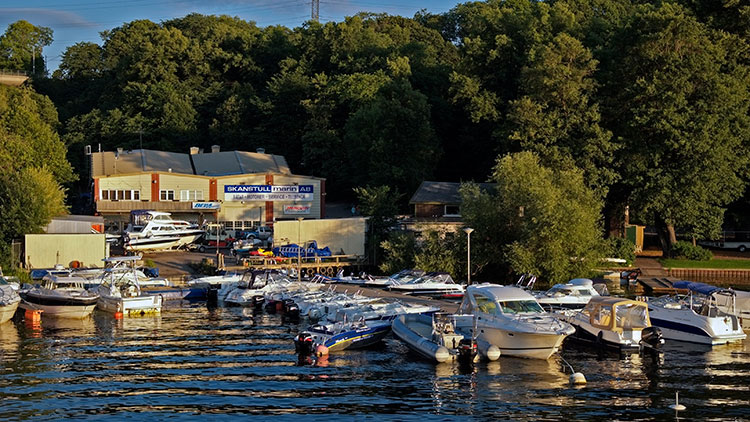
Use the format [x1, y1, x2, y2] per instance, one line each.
[0, 0, 461, 72]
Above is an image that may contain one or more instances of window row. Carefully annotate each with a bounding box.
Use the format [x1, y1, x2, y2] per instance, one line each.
[101, 190, 140, 201]
[100, 189, 204, 201]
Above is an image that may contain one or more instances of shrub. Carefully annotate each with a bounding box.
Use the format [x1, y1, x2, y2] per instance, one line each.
[606, 237, 636, 266]
[671, 241, 713, 261]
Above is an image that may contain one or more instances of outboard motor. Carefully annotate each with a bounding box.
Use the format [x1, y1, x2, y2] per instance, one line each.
[294, 332, 314, 355]
[252, 295, 265, 310]
[283, 299, 300, 320]
[265, 299, 279, 314]
[206, 286, 219, 307]
[457, 338, 478, 365]
[640, 326, 665, 358]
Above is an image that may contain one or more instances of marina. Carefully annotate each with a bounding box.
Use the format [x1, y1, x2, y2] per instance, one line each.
[0, 295, 748, 421]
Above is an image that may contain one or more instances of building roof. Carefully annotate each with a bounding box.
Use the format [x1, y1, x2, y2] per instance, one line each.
[409, 181, 495, 204]
[192, 150, 290, 176]
[91, 149, 291, 177]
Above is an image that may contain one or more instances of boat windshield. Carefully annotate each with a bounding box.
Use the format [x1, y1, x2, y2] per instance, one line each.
[615, 303, 649, 328]
[499, 300, 544, 314]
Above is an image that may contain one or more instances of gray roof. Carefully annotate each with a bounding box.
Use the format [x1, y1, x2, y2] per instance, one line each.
[92, 149, 290, 177]
[192, 151, 290, 176]
[409, 181, 495, 204]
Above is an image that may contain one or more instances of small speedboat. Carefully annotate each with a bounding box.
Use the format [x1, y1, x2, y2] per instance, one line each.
[93, 256, 161, 316]
[21, 274, 99, 319]
[392, 313, 498, 364]
[223, 270, 275, 307]
[646, 281, 746, 345]
[0, 279, 21, 324]
[388, 272, 465, 298]
[556, 296, 664, 354]
[454, 284, 574, 359]
[532, 278, 604, 310]
[363, 269, 424, 288]
[294, 319, 392, 354]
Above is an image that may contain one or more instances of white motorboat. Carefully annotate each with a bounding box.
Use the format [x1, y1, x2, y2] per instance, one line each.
[363, 269, 424, 288]
[0, 278, 21, 324]
[124, 210, 204, 250]
[388, 272, 465, 298]
[646, 281, 747, 345]
[20, 274, 99, 319]
[454, 284, 575, 359]
[556, 296, 664, 354]
[392, 313, 498, 363]
[332, 300, 440, 322]
[123, 235, 181, 252]
[85, 265, 170, 289]
[93, 256, 162, 316]
[223, 270, 276, 307]
[294, 319, 392, 354]
[674, 281, 750, 330]
[533, 278, 604, 310]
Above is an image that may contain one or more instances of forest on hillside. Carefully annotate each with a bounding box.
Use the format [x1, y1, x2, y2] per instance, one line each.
[2, 0, 750, 279]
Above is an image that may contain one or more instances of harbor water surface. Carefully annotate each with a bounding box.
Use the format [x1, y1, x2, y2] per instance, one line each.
[1, 303, 748, 421]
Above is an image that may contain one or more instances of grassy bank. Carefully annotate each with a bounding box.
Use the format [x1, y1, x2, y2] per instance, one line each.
[660, 258, 750, 269]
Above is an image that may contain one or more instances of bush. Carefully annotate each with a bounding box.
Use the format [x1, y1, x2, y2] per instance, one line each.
[606, 237, 636, 266]
[671, 241, 713, 261]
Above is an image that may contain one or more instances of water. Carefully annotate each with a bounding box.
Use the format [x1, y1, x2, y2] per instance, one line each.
[1, 304, 748, 421]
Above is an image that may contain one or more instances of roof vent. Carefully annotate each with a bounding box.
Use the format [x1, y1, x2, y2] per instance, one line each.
[116, 147, 123, 154]
[256, 147, 265, 154]
[190, 146, 200, 155]
[211, 145, 220, 153]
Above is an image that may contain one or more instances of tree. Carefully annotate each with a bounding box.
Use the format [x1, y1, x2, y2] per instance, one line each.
[506, 32, 617, 197]
[0, 20, 53, 75]
[413, 229, 463, 278]
[604, 3, 750, 250]
[461, 151, 606, 284]
[379, 231, 417, 274]
[354, 185, 401, 267]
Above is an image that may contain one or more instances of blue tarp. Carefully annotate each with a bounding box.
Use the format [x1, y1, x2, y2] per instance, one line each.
[272, 241, 332, 258]
[673, 280, 722, 296]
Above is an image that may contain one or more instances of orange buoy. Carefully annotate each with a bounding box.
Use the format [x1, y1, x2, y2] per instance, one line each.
[114, 312, 124, 319]
[25, 309, 43, 323]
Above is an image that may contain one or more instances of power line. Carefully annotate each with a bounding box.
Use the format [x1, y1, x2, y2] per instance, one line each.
[311, 0, 319, 22]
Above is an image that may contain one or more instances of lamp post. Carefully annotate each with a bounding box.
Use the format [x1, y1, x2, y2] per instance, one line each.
[297, 217, 304, 282]
[463, 227, 474, 285]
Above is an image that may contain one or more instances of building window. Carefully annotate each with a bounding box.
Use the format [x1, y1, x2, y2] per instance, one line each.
[444, 205, 461, 217]
[180, 190, 204, 201]
[100, 189, 140, 201]
[160, 189, 175, 201]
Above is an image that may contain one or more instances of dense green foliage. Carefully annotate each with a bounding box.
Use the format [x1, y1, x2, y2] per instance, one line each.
[670, 240, 713, 261]
[2, 0, 750, 276]
[461, 152, 607, 284]
[606, 237, 636, 266]
[0, 83, 70, 268]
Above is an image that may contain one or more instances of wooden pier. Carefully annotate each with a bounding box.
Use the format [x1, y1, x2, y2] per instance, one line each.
[236, 254, 364, 277]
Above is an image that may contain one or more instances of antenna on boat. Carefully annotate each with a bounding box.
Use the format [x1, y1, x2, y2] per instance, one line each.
[669, 391, 686, 411]
[558, 354, 586, 385]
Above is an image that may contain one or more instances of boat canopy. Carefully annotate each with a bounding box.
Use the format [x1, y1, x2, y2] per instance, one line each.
[582, 297, 650, 332]
[673, 280, 724, 296]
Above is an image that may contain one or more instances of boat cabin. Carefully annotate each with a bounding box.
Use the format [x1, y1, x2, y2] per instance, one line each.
[459, 285, 545, 315]
[580, 297, 651, 333]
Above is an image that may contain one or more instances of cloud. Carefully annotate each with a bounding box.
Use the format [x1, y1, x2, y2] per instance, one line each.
[0, 9, 98, 28]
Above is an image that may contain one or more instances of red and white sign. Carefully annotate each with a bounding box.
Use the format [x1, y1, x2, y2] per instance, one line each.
[284, 205, 311, 215]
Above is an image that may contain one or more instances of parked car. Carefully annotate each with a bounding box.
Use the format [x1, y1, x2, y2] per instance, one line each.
[244, 226, 273, 240]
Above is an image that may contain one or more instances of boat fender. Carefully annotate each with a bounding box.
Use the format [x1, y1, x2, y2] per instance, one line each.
[315, 345, 329, 357]
[434, 346, 451, 363]
[477, 340, 501, 361]
[570, 372, 587, 385]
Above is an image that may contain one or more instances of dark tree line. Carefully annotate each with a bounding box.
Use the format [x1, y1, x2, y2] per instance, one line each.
[2, 0, 750, 257]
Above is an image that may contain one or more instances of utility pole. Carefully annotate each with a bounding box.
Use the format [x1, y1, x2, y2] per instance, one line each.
[311, 0, 319, 22]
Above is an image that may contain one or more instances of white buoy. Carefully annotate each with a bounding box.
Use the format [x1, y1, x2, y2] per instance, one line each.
[570, 372, 587, 385]
[669, 392, 686, 411]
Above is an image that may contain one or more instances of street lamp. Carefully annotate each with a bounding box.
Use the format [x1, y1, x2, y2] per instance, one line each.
[297, 217, 304, 282]
[463, 227, 474, 285]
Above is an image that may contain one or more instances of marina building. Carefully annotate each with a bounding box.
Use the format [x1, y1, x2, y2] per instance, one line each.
[91, 146, 325, 232]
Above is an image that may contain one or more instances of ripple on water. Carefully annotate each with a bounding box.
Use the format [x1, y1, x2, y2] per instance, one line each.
[0, 303, 748, 421]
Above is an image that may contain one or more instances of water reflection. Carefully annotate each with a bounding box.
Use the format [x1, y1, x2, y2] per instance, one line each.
[0, 304, 746, 420]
